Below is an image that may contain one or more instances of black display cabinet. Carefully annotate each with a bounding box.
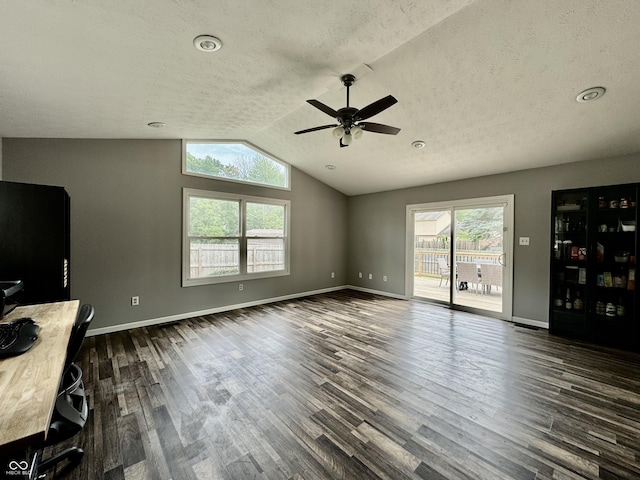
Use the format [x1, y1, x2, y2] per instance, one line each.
[550, 183, 638, 350]
[0, 181, 70, 305]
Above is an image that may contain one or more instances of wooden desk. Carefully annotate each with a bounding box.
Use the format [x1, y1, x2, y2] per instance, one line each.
[0, 300, 79, 455]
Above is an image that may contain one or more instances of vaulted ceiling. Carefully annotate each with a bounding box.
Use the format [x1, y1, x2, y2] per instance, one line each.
[2, 1, 640, 195]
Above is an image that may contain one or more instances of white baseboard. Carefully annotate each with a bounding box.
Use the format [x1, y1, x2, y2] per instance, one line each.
[88, 284, 526, 337]
[87, 285, 346, 336]
[511, 316, 549, 329]
[346, 285, 409, 300]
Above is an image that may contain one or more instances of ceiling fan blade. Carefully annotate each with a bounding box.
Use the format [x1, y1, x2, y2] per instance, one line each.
[307, 99, 339, 118]
[355, 95, 398, 121]
[294, 124, 338, 135]
[359, 122, 401, 135]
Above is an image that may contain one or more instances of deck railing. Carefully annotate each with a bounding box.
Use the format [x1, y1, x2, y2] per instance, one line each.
[415, 249, 501, 276]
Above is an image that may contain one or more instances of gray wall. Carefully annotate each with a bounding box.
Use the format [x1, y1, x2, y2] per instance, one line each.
[347, 151, 640, 323]
[2, 139, 348, 330]
[4, 137, 640, 328]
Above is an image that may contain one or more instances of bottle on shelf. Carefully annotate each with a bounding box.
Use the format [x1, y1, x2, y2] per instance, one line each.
[616, 297, 625, 317]
[565, 288, 572, 310]
[553, 287, 563, 308]
[573, 291, 584, 311]
[598, 196, 606, 209]
[628, 266, 636, 291]
[605, 302, 616, 318]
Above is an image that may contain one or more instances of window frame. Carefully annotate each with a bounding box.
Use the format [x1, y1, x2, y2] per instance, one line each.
[182, 188, 291, 287]
[182, 139, 291, 190]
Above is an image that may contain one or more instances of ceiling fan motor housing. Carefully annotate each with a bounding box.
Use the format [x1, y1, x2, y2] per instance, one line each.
[337, 107, 359, 128]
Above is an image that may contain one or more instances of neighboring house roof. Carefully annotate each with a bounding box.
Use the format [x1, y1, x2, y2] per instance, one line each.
[415, 212, 447, 221]
[437, 225, 451, 236]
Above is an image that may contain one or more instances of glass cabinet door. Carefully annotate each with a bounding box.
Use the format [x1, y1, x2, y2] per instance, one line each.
[590, 185, 637, 345]
[550, 189, 589, 335]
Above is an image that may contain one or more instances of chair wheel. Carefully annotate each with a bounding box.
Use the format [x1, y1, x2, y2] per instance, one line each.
[71, 448, 84, 461]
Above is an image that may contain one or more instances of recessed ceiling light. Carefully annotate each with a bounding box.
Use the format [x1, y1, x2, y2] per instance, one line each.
[325, 164, 336, 170]
[193, 35, 223, 52]
[576, 87, 605, 103]
[147, 122, 166, 128]
[412, 140, 426, 149]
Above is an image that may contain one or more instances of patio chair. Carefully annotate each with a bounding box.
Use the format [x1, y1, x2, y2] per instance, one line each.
[480, 263, 502, 295]
[456, 261, 481, 294]
[436, 257, 450, 287]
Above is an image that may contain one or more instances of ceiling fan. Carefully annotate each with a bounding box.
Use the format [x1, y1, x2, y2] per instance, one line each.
[294, 74, 400, 147]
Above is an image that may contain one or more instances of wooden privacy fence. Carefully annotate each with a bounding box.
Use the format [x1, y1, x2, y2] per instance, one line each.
[190, 242, 284, 277]
[415, 249, 501, 276]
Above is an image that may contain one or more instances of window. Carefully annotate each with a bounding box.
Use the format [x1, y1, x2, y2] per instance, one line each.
[182, 140, 290, 189]
[183, 188, 290, 286]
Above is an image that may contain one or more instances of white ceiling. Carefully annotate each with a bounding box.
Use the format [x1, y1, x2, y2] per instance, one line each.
[2, 0, 640, 195]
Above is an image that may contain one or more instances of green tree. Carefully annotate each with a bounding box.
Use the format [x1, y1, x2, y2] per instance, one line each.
[228, 154, 286, 187]
[247, 155, 286, 186]
[186, 152, 239, 178]
[187, 149, 286, 187]
[246, 202, 284, 234]
[455, 208, 503, 245]
[189, 198, 239, 237]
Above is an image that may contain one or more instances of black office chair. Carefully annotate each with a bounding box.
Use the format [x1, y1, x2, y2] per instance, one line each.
[38, 304, 94, 473]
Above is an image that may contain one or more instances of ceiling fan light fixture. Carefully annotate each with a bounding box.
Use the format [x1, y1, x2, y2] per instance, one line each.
[342, 132, 353, 146]
[351, 125, 363, 139]
[332, 126, 345, 138]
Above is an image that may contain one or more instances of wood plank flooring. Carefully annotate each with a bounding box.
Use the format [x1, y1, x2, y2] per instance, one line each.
[44, 290, 640, 479]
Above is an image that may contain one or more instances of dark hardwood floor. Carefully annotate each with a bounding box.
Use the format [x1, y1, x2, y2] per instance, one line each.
[45, 290, 640, 479]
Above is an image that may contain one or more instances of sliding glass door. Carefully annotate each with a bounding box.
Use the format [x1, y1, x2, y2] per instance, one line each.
[412, 210, 452, 304]
[407, 195, 513, 320]
[452, 205, 505, 313]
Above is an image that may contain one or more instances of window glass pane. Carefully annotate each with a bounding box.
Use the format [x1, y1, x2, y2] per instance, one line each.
[183, 188, 290, 286]
[185, 142, 288, 188]
[189, 239, 239, 278]
[247, 239, 284, 273]
[246, 202, 285, 237]
[189, 197, 239, 237]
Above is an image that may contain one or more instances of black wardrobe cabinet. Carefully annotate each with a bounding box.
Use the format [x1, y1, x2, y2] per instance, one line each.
[550, 183, 638, 351]
[0, 181, 70, 305]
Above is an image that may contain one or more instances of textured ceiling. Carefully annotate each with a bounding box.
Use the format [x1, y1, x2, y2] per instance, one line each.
[2, 0, 640, 195]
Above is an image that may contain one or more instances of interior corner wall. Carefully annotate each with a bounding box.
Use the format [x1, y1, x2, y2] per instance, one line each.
[1, 139, 348, 330]
[347, 152, 640, 324]
[0, 137, 3, 180]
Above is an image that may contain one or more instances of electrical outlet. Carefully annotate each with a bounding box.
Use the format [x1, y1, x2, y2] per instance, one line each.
[239, 283, 243, 291]
[368, 273, 373, 280]
[383, 275, 388, 282]
[519, 236, 530, 246]
[358, 272, 362, 278]
[131, 296, 139, 306]
[331, 272, 335, 278]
